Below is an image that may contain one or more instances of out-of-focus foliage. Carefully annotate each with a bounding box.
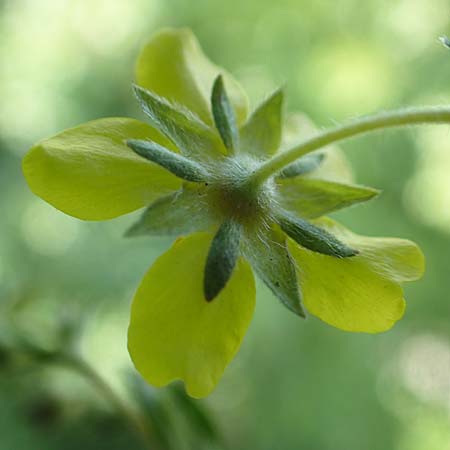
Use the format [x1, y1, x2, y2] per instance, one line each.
[1, 0, 450, 449]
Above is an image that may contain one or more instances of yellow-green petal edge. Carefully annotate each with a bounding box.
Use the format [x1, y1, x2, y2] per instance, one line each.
[23, 118, 181, 220]
[317, 218, 425, 282]
[288, 218, 424, 333]
[128, 232, 255, 398]
[135, 28, 249, 126]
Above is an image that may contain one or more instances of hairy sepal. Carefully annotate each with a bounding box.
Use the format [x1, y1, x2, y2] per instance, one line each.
[278, 213, 358, 258]
[127, 139, 209, 182]
[204, 220, 242, 301]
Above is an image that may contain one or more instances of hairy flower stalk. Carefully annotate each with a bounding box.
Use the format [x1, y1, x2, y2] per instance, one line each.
[248, 106, 450, 187]
[23, 27, 436, 398]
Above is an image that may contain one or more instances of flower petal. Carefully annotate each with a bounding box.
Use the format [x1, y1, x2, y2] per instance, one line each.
[277, 177, 379, 219]
[313, 217, 425, 282]
[288, 218, 424, 333]
[128, 232, 255, 398]
[135, 28, 249, 127]
[281, 113, 353, 183]
[23, 118, 182, 220]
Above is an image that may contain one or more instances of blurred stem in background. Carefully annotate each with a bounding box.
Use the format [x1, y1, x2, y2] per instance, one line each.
[3, 318, 154, 449]
[0, 301, 223, 450]
[56, 354, 153, 449]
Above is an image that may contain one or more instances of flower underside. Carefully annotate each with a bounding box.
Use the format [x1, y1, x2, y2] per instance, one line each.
[127, 77, 370, 307]
[22, 28, 425, 398]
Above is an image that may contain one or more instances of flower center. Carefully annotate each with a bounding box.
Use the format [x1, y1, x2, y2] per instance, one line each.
[206, 156, 276, 226]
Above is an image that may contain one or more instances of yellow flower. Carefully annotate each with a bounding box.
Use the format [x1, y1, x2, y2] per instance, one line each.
[22, 28, 424, 398]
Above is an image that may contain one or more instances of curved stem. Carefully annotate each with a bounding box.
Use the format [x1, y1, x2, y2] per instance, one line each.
[248, 106, 450, 186]
[59, 354, 152, 449]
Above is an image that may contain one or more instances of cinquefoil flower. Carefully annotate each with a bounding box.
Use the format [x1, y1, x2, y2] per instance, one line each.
[23, 28, 424, 398]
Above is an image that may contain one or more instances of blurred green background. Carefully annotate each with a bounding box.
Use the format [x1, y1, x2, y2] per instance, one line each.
[2, 0, 450, 449]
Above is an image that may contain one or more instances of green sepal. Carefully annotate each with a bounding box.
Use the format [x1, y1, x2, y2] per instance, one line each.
[211, 75, 239, 153]
[278, 153, 326, 178]
[133, 84, 223, 159]
[278, 213, 358, 258]
[243, 225, 305, 317]
[127, 139, 209, 182]
[239, 88, 283, 158]
[440, 35, 450, 49]
[204, 220, 242, 301]
[277, 177, 380, 219]
[125, 184, 217, 237]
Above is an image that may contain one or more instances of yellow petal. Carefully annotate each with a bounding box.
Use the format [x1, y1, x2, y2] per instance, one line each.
[128, 232, 255, 398]
[288, 218, 424, 333]
[23, 118, 181, 220]
[135, 28, 248, 126]
[314, 217, 425, 282]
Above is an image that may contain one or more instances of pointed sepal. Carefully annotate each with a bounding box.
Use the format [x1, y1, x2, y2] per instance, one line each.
[278, 212, 358, 258]
[277, 177, 380, 219]
[278, 153, 326, 178]
[125, 185, 217, 237]
[127, 139, 209, 182]
[133, 84, 223, 159]
[239, 88, 283, 157]
[243, 225, 305, 317]
[211, 75, 239, 153]
[204, 220, 242, 301]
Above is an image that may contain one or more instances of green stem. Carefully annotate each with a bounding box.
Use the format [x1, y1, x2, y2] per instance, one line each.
[248, 106, 450, 186]
[59, 354, 152, 449]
